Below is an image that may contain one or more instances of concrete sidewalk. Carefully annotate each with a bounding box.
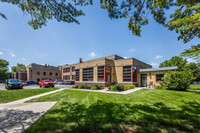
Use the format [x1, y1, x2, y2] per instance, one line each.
[65, 87, 145, 95]
[0, 88, 64, 133]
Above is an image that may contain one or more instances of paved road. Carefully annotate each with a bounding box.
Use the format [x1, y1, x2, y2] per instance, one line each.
[0, 84, 72, 90]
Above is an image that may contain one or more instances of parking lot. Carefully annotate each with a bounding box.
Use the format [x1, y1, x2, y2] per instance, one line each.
[0, 84, 72, 90]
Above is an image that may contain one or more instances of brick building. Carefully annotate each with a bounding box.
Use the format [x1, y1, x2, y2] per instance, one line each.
[60, 55, 178, 87]
[14, 71, 27, 82]
[26, 64, 61, 82]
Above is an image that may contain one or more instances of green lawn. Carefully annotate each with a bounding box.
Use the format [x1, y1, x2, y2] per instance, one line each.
[25, 86, 200, 133]
[0, 88, 58, 103]
[189, 84, 200, 92]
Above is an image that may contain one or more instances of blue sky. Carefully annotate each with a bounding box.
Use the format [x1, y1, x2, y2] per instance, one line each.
[0, 2, 199, 70]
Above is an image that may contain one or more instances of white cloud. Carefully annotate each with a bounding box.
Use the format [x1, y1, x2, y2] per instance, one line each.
[89, 52, 96, 57]
[123, 57, 128, 59]
[0, 51, 3, 55]
[129, 48, 135, 52]
[149, 62, 158, 66]
[187, 58, 197, 63]
[10, 53, 16, 57]
[155, 55, 163, 59]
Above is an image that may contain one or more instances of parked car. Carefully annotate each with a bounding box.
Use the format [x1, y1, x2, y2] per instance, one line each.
[64, 81, 75, 85]
[26, 80, 39, 85]
[5, 79, 23, 89]
[54, 79, 64, 84]
[39, 80, 54, 88]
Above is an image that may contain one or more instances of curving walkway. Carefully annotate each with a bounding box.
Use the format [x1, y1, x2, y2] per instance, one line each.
[0, 88, 64, 133]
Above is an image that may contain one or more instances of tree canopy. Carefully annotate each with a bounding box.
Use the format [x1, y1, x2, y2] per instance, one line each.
[11, 63, 26, 72]
[159, 56, 187, 70]
[181, 44, 200, 62]
[0, 59, 9, 81]
[1, 0, 199, 42]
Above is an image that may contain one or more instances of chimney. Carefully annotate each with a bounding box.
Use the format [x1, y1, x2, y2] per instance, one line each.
[79, 58, 83, 63]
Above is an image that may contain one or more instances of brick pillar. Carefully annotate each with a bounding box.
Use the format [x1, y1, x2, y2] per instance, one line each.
[131, 65, 133, 82]
[104, 66, 106, 82]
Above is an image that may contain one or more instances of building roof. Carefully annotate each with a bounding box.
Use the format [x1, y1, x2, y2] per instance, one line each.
[139, 66, 179, 72]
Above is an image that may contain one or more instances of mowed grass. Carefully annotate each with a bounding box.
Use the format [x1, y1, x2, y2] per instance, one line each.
[25, 85, 200, 133]
[0, 88, 58, 103]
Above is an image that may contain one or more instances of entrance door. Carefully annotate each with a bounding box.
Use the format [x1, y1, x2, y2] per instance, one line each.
[141, 74, 147, 87]
[107, 75, 111, 83]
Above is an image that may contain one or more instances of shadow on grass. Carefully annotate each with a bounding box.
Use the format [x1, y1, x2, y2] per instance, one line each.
[26, 101, 200, 133]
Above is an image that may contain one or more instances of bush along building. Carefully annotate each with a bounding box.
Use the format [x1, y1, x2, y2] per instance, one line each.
[60, 55, 178, 88]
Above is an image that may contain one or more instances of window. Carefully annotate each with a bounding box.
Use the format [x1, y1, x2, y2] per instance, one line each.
[75, 69, 79, 81]
[63, 67, 70, 73]
[72, 75, 75, 80]
[123, 66, 131, 82]
[98, 66, 104, 81]
[72, 66, 75, 72]
[83, 67, 93, 81]
[156, 74, 164, 81]
[49, 72, 52, 76]
[37, 71, 40, 75]
[63, 75, 70, 80]
[43, 72, 46, 75]
[55, 73, 58, 76]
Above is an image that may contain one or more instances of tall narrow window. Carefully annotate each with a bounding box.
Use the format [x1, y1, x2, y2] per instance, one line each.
[75, 69, 79, 81]
[72, 66, 75, 72]
[43, 72, 46, 76]
[83, 68, 93, 81]
[98, 66, 104, 81]
[37, 71, 40, 75]
[133, 66, 137, 82]
[72, 75, 75, 80]
[123, 66, 131, 82]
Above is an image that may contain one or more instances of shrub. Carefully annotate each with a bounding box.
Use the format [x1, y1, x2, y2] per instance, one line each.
[154, 85, 166, 90]
[108, 84, 124, 91]
[91, 84, 103, 90]
[91, 86, 96, 90]
[83, 84, 91, 89]
[160, 70, 194, 91]
[78, 85, 85, 89]
[124, 85, 136, 90]
[73, 85, 79, 88]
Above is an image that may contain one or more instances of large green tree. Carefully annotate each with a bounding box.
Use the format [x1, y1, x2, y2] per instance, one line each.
[181, 44, 200, 62]
[159, 56, 187, 70]
[11, 63, 26, 72]
[1, 0, 199, 60]
[0, 0, 199, 40]
[0, 59, 9, 81]
[185, 63, 200, 82]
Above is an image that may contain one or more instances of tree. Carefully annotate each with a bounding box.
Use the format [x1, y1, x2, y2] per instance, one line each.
[159, 56, 187, 70]
[11, 63, 26, 72]
[0, 59, 9, 81]
[0, 0, 199, 41]
[180, 44, 200, 62]
[185, 63, 200, 83]
[160, 70, 194, 91]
